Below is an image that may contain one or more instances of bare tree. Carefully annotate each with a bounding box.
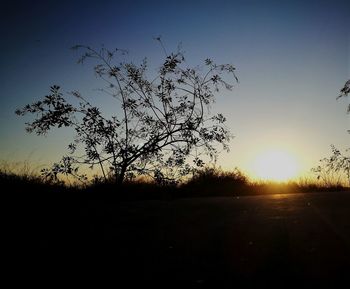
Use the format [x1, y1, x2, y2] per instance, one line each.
[16, 42, 238, 185]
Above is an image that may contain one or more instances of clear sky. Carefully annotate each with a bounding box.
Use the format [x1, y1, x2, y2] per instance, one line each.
[0, 0, 349, 179]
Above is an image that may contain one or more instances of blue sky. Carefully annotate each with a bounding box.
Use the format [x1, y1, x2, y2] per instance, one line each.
[0, 0, 349, 178]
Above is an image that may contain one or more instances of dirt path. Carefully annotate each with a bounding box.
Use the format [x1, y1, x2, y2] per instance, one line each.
[116, 192, 350, 287]
[22, 191, 350, 287]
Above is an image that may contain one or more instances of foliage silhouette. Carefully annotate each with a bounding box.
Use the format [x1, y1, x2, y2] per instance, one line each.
[312, 145, 350, 187]
[312, 81, 350, 187]
[338, 79, 350, 136]
[180, 167, 249, 196]
[16, 41, 237, 184]
[338, 79, 349, 114]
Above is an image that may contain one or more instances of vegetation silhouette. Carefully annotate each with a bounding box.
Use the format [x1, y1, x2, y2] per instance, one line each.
[338, 79, 349, 114]
[2, 160, 347, 201]
[312, 80, 350, 186]
[16, 40, 238, 185]
[312, 145, 350, 187]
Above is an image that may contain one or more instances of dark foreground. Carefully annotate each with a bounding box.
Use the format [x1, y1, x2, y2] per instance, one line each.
[10, 191, 350, 287]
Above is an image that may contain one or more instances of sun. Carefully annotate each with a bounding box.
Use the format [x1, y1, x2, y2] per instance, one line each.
[251, 150, 299, 181]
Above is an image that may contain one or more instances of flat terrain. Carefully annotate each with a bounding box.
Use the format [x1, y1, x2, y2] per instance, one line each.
[17, 191, 350, 287]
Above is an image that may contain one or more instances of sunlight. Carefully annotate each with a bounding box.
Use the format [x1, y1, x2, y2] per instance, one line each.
[251, 150, 299, 181]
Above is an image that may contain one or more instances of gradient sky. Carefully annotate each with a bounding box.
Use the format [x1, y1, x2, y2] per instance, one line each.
[0, 0, 349, 179]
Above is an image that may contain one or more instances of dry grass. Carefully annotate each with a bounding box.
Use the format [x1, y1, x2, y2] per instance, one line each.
[1, 160, 349, 199]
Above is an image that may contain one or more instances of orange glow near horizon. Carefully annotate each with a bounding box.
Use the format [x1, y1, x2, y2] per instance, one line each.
[250, 149, 300, 182]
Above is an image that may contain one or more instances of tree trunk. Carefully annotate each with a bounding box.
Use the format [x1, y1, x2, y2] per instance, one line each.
[116, 164, 127, 185]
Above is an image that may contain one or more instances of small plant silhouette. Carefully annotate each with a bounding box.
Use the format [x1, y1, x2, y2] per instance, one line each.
[312, 80, 350, 187]
[312, 145, 350, 187]
[16, 41, 237, 184]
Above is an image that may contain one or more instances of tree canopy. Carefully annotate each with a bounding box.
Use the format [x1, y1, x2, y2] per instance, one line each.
[16, 42, 238, 184]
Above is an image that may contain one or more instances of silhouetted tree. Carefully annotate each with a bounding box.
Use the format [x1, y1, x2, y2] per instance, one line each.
[16, 42, 237, 185]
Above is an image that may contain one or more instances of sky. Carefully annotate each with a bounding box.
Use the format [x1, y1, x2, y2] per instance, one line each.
[0, 0, 349, 180]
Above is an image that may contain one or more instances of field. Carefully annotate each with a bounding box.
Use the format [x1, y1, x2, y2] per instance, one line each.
[11, 189, 350, 287]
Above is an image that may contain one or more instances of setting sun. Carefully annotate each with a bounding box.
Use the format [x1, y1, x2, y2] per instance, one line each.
[252, 150, 299, 181]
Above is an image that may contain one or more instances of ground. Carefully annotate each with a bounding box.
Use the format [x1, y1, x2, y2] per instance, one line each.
[11, 191, 350, 287]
